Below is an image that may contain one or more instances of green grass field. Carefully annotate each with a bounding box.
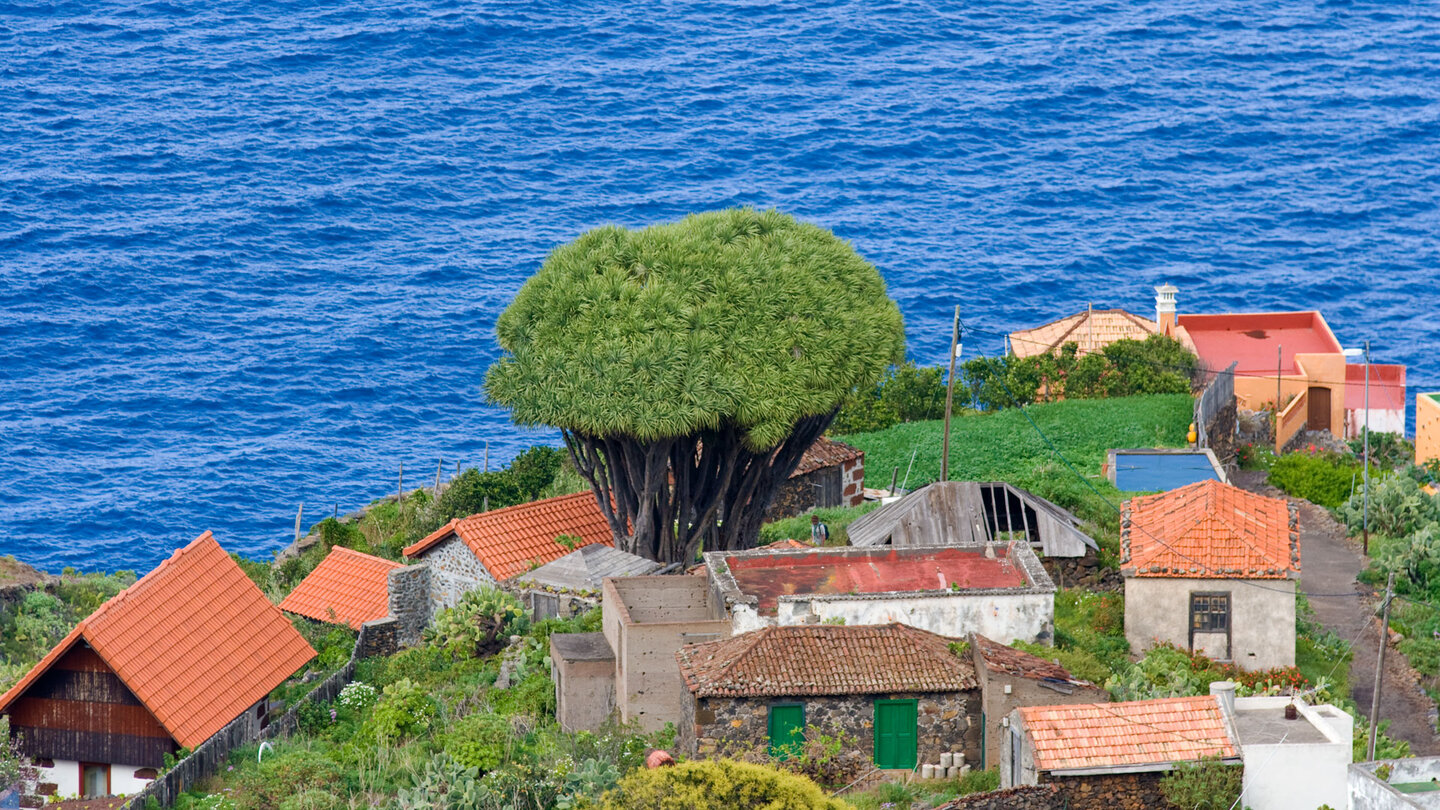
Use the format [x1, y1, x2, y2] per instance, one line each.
[835, 394, 1194, 529]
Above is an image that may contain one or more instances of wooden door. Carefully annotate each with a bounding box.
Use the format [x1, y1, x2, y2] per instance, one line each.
[1307, 387, 1332, 432]
[873, 699, 918, 769]
[768, 703, 805, 760]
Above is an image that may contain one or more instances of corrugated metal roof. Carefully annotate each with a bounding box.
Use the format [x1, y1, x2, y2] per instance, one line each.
[512, 543, 660, 592]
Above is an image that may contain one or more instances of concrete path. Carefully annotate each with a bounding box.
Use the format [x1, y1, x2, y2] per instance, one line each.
[1234, 470, 1440, 755]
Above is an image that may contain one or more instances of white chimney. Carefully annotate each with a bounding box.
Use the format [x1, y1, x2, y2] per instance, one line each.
[1210, 680, 1237, 719]
[1155, 283, 1178, 336]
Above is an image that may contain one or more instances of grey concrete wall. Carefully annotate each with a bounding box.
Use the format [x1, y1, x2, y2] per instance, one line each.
[1124, 577, 1295, 670]
[554, 656, 615, 733]
[1350, 758, 1440, 810]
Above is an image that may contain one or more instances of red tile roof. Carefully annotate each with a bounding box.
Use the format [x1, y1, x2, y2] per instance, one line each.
[970, 634, 1095, 687]
[1009, 308, 1159, 359]
[0, 532, 316, 749]
[1122, 480, 1298, 579]
[1019, 696, 1237, 771]
[792, 437, 864, 477]
[676, 623, 977, 698]
[402, 491, 614, 581]
[279, 546, 404, 629]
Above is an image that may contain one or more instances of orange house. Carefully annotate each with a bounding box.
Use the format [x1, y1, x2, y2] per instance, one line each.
[1420, 393, 1440, 467]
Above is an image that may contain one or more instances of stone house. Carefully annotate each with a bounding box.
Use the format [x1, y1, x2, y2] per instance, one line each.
[509, 544, 661, 620]
[968, 634, 1106, 771]
[401, 491, 613, 611]
[1002, 695, 1241, 810]
[767, 437, 865, 520]
[1008, 307, 1164, 359]
[706, 542, 1055, 643]
[1121, 480, 1299, 670]
[279, 545, 404, 629]
[0, 532, 315, 802]
[847, 481, 1098, 558]
[549, 575, 730, 733]
[675, 623, 981, 771]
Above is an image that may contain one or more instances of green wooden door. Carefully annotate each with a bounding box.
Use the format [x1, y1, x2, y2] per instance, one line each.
[768, 703, 806, 760]
[873, 699, 918, 769]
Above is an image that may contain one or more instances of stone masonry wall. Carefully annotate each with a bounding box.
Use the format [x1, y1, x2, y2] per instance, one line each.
[1039, 770, 1168, 810]
[840, 456, 864, 507]
[940, 785, 1061, 810]
[687, 690, 981, 770]
[387, 564, 432, 646]
[416, 535, 495, 614]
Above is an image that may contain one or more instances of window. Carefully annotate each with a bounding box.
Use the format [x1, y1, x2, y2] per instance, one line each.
[80, 763, 109, 798]
[1190, 593, 1230, 632]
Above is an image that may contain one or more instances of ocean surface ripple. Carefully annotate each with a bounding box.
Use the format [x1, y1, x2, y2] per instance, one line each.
[2, 0, 1438, 572]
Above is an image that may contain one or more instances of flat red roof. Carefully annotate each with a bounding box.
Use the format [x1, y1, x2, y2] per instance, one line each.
[1178, 311, 1341, 374]
[1343, 363, 1406, 412]
[724, 546, 1030, 613]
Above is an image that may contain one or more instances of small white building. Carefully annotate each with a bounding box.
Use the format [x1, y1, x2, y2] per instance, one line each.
[1122, 480, 1299, 670]
[1352, 756, 1440, 809]
[1218, 683, 1353, 810]
[704, 542, 1056, 644]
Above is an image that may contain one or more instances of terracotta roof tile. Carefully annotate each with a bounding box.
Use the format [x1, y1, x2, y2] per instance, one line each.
[0, 532, 316, 749]
[1009, 309, 1158, 359]
[970, 634, 1094, 687]
[1122, 480, 1298, 579]
[792, 437, 864, 477]
[279, 546, 404, 629]
[676, 623, 977, 698]
[1019, 696, 1237, 771]
[402, 491, 613, 581]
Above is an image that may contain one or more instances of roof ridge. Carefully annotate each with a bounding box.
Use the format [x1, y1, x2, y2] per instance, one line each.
[328, 545, 404, 566]
[87, 530, 216, 626]
[458, 490, 597, 526]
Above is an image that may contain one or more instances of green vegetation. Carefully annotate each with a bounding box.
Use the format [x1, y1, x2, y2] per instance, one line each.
[485, 208, 907, 562]
[832, 361, 949, 435]
[0, 570, 136, 690]
[963, 335, 1197, 411]
[602, 759, 849, 810]
[837, 393, 1193, 529]
[1158, 756, 1241, 810]
[1267, 449, 1378, 509]
[757, 502, 881, 547]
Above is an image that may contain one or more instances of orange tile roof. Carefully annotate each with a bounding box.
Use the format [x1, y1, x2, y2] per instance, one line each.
[279, 546, 404, 629]
[971, 634, 1095, 688]
[402, 491, 614, 581]
[0, 531, 316, 749]
[1019, 696, 1237, 771]
[676, 623, 976, 698]
[1122, 480, 1298, 579]
[792, 437, 863, 477]
[1009, 309, 1158, 359]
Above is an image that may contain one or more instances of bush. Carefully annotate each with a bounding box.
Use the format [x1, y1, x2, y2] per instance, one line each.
[1159, 755, 1241, 810]
[360, 678, 438, 743]
[229, 747, 344, 810]
[1268, 450, 1367, 509]
[1339, 473, 1440, 539]
[833, 362, 950, 434]
[959, 335, 1194, 411]
[440, 712, 514, 771]
[602, 759, 848, 810]
[426, 587, 529, 659]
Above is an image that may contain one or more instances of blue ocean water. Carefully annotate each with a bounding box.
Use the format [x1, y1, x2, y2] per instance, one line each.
[2, 0, 1438, 573]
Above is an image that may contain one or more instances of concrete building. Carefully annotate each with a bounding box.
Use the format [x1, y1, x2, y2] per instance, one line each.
[1002, 695, 1241, 810]
[847, 481, 1098, 558]
[1352, 756, 1440, 808]
[509, 544, 661, 620]
[968, 634, 1107, 772]
[1220, 683, 1352, 810]
[705, 543, 1056, 643]
[1122, 480, 1299, 670]
[1419, 393, 1440, 467]
[676, 623, 981, 770]
[0, 532, 315, 803]
[549, 575, 730, 734]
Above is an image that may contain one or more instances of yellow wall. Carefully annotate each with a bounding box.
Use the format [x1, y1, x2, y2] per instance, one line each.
[1419, 393, 1440, 466]
[1236, 352, 1348, 450]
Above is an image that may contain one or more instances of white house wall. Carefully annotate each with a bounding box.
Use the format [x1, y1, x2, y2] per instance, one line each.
[36, 759, 153, 800]
[739, 592, 1054, 644]
[1236, 697, 1351, 810]
[1124, 577, 1295, 670]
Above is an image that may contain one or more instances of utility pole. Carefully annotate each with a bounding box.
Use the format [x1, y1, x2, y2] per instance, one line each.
[941, 307, 962, 483]
[1363, 340, 1371, 556]
[484, 441, 490, 473]
[1369, 571, 1395, 761]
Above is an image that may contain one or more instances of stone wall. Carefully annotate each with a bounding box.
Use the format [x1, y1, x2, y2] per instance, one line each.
[684, 690, 981, 770]
[387, 564, 432, 646]
[1038, 770, 1168, 810]
[939, 785, 1061, 810]
[768, 466, 842, 521]
[416, 535, 497, 614]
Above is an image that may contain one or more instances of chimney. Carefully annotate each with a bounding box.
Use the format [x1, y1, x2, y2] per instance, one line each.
[1210, 680, 1237, 719]
[1155, 283, 1178, 336]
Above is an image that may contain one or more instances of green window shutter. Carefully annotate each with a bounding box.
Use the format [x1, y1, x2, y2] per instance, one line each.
[768, 703, 806, 760]
[873, 699, 919, 769]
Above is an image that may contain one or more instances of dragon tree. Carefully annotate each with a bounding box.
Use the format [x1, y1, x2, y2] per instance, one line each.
[485, 208, 905, 564]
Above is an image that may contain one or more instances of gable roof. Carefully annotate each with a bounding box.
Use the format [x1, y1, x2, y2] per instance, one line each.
[511, 543, 660, 593]
[0, 532, 316, 748]
[402, 491, 614, 581]
[1019, 696, 1237, 772]
[279, 546, 404, 629]
[792, 437, 863, 477]
[970, 634, 1095, 688]
[1009, 309, 1158, 359]
[676, 623, 977, 698]
[1122, 480, 1298, 579]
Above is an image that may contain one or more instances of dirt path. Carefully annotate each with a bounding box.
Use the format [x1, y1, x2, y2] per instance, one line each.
[1234, 469, 1440, 755]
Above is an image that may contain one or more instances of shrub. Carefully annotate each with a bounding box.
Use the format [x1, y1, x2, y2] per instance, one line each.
[833, 362, 950, 434]
[337, 681, 378, 712]
[229, 747, 344, 810]
[426, 587, 530, 659]
[439, 468, 524, 520]
[361, 678, 438, 743]
[602, 759, 848, 810]
[278, 790, 343, 810]
[1159, 755, 1241, 810]
[1339, 473, 1440, 539]
[439, 712, 514, 771]
[1268, 451, 1365, 509]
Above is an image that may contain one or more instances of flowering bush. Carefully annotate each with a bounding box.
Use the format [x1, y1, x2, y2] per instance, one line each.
[337, 681, 378, 713]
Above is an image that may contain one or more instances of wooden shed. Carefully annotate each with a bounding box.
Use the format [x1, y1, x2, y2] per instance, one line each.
[846, 481, 1097, 557]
